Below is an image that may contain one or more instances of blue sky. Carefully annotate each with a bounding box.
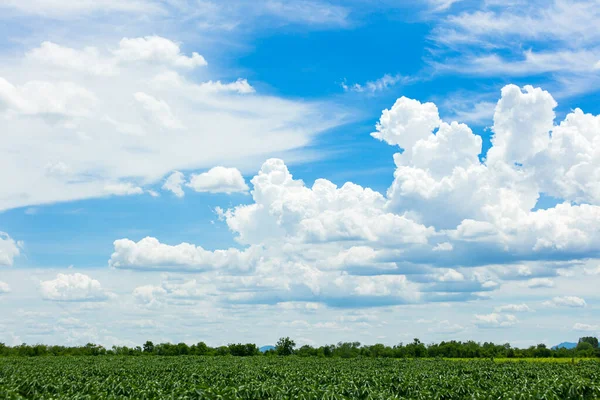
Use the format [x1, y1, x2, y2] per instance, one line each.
[1, 0, 600, 348]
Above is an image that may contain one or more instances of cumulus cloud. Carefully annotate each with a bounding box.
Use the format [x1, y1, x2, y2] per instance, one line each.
[196, 79, 255, 94]
[474, 313, 518, 328]
[494, 304, 533, 313]
[114, 36, 207, 69]
[0, 233, 21, 267]
[218, 158, 432, 246]
[162, 171, 186, 197]
[109, 237, 262, 271]
[370, 84, 600, 268]
[187, 167, 249, 194]
[40, 273, 111, 302]
[543, 296, 587, 308]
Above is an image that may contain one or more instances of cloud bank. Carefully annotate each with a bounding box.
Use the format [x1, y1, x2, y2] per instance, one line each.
[102, 84, 600, 313]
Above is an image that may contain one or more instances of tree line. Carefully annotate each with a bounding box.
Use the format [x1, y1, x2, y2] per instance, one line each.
[1, 336, 598, 358]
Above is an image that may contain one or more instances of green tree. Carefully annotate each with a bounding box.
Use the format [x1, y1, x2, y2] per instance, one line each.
[176, 342, 190, 355]
[143, 341, 154, 353]
[195, 341, 209, 355]
[578, 337, 599, 349]
[275, 337, 296, 356]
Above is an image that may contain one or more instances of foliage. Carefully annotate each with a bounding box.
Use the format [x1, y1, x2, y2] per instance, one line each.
[1, 356, 599, 399]
[579, 337, 599, 349]
[275, 337, 296, 356]
[1, 336, 599, 359]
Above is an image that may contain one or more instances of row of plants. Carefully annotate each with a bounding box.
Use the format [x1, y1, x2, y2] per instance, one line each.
[1, 356, 599, 399]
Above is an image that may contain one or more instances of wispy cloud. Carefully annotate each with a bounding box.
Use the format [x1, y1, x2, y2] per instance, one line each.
[342, 74, 416, 94]
[428, 0, 600, 97]
[0, 0, 163, 18]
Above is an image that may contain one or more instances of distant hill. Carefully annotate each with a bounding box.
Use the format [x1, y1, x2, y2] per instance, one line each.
[260, 345, 275, 353]
[552, 342, 577, 350]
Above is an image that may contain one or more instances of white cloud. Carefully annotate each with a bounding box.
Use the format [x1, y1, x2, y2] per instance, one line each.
[0, 0, 161, 17]
[573, 323, 599, 332]
[433, 242, 453, 251]
[371, 84, 600, 259]
[0, 78, 97, 117]
[219, 158, 432, 246]
[0, 281, 10, 294]
[494, 304, 533, 313]
[0, 37, 344, 211]
[474, 313, 518, 328]
[114, 36, 207, 69]
[342, 74, 412, 94]
[427, 0, 462, 12]
[543, 296, 587, 308]
[430, 1, 600, 96]
[132, 284, 167, 305]
[103, 182, 144, 196]
[27, 42, 118, 76]
[40, 273, 111, 302]
[262, 1, 349, 25]
[437, 2, 600, 46]
[57, 317, 89, 329]
[26, 37, 207, 77]
[442, 50, 600, 77]
[134, 92, 185, 130]
[0, 233, 21, 267]
[437, 269, 464, 282]
[162, 171, 186, 197]
[371, 96, 442, 149]
[526, 278, 555, 288]
[109, 237, 261, 272]
[487, 85, 556, 165]
[196, 79, 255, 94]
[584, 265, 600, 275]
[187, 167, 249, 194]
[133, 277, 220, 307]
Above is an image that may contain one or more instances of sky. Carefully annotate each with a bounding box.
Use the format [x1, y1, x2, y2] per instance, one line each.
[1, 0, 600, 349]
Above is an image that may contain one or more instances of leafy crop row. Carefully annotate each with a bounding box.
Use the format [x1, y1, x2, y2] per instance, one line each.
[1, 357, 599, 399]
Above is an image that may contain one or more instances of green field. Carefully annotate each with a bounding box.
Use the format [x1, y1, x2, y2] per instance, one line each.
[1, 357, 600, 399]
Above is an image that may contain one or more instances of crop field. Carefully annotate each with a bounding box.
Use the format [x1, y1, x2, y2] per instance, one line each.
[1, 357, 599, 399]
